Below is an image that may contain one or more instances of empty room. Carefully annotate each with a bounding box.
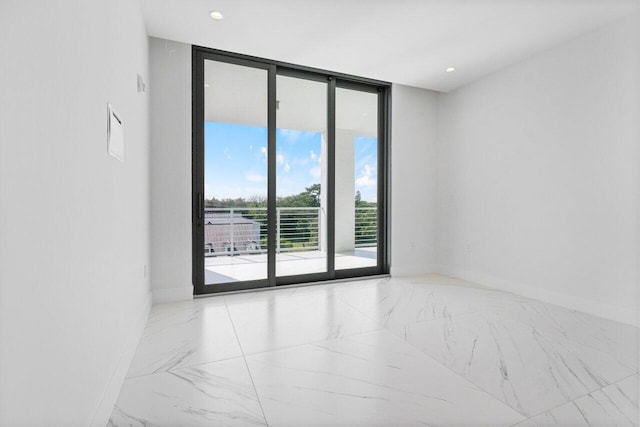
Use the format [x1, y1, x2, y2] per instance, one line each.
[1, 0, 639, 425]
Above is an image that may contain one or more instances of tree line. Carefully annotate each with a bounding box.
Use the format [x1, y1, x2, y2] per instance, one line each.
[205, 184, 377, 250]
[205, 184, 375, 209]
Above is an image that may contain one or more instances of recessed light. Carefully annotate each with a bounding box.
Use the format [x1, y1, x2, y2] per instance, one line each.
[445, 67, 456, 73]
[209, 10, 224, 20]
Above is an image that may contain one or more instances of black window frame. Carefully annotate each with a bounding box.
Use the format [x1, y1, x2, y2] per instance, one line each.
[192, 45, 391, 295]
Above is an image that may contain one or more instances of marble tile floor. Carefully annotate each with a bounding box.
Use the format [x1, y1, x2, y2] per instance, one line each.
[109, 274, 639, 426]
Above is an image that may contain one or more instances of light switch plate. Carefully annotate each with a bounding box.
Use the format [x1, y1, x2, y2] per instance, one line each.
[107, 103, 124, 162]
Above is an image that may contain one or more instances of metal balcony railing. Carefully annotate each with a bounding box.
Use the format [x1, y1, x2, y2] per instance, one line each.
[354, 207, 377, 248]
[276, 207, 320, 253]
[204, 206, 377, 256]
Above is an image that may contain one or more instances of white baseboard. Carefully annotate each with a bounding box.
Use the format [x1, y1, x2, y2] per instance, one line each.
[434, 265, 638, 327]
[390, 263, 439, 277]
[89, 289, 153, 427]
[152, 285, 194, 304]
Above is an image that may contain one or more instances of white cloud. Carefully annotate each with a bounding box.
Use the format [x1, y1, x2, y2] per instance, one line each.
[207, 183, 266, 200]
[260, 146, 267, 158]
[276, 153, 285, 165]
[356, 175, 376, 188]
[355, 164, 376, 188]
[355, 153, 376, 173]
[310, 165, 321, 180]
[245, 172, 265, 183]
[363, 164, 375, 176]
[291, 156, 309, 166]
[310, 150, 317, 161]
[277, 176, 306, 198]
[284, 162, 291, 173]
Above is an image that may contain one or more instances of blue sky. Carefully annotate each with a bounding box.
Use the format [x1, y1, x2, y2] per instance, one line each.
[205, 122, 377, 202]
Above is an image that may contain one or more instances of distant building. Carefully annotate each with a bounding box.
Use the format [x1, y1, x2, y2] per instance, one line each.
[204, 212, 262, 255]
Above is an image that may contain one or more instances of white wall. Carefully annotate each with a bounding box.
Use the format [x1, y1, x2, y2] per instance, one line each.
[149, 38, 194, 303]
[390, 84, 439, 275]
[0, 1, 151, 425]
[436, 13, 640, 325]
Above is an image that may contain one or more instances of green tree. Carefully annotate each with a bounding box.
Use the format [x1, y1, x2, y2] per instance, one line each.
[277, 184, 321, 207]
[355, 191, 377, 246]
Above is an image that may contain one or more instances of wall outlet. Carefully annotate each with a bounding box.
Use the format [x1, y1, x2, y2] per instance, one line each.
[465, 244, 472, 254]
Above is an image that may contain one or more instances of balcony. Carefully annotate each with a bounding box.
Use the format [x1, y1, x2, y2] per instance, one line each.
[204, 207, 378, 283]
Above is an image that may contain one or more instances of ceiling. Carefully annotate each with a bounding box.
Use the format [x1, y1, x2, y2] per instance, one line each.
[142, 0, 640, 92]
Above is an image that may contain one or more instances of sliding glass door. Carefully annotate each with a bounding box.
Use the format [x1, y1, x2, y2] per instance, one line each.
[201, 59, 269, 287]
[192, 47, 389, 294]
[275, 75, 328, 278]
[335, 86, 382, 272]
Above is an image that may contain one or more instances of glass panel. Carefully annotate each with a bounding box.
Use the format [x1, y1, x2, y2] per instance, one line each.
[276, 75, 328, 277]
[335, 88, 378, 270]
[203, 60, 268, 285]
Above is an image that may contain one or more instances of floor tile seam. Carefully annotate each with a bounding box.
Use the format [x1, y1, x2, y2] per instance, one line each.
[379, 322, 531, 421]
[278, 253, 306, 260]
[506, 314, 640, 371]
[332, 283, 535, 322]
[387, 314, 637, 420]
[331, 290, 429, 326]
[224, 301, 270, 427]
[390, 318, 638, 425]
[223, 288, 340, 307]
[239, 325, 388, 359]
[123, 353, 248, 381]
[124, 322, 248, 381]
[339, 301, 508, 332]
[235, 326, 534, 424]
[224, 287, 382, 323]
[331, 285, 636, 374]
[337, 298, 521, 338]
[384, 302, 637, 370]
[333, 293, 373, 317]
[222, 294, 286, 306]
[164, 354, 249, 375]
[510, 370, 640, 425]
[331, 293, 397, 327]
[488, 295, 640, 334]
[146, 303, 227, 319]
[220, 277, 386, 307]
[222, 256, 259, 264]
